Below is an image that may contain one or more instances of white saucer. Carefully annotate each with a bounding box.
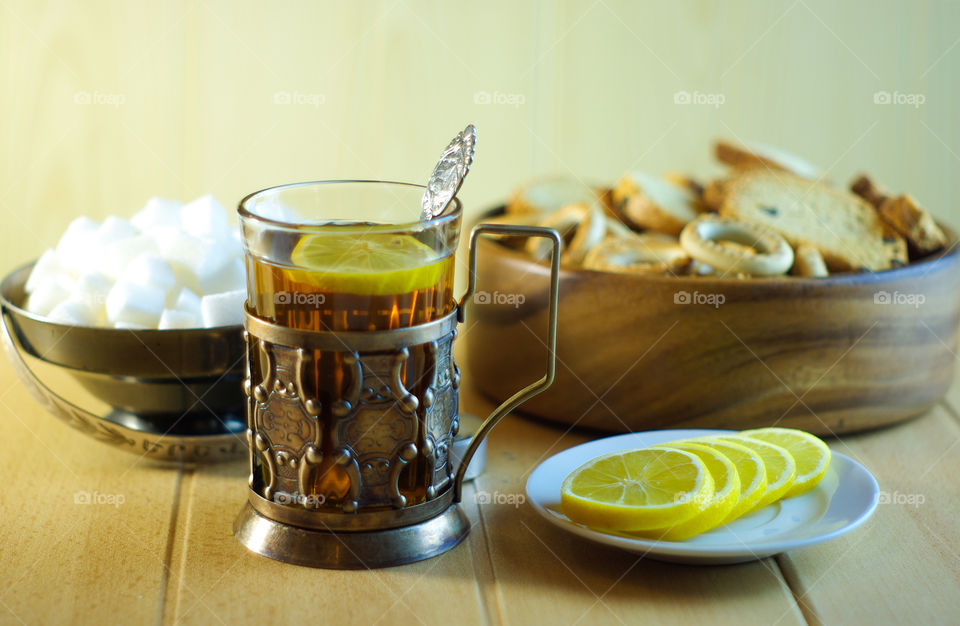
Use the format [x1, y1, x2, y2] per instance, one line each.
[525, 429, 879, 565]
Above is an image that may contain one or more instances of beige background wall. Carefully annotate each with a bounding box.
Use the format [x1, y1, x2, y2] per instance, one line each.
[1, 0, 958, 270]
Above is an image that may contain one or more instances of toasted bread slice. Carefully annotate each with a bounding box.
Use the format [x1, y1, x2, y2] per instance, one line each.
[507, 177, 599, 215]
[849, 174, 888, 209]
[791, 245, 829, 277]
[613, 171, 699, 236]
[715, 139, 824, 181]
[877, 194, 946, 256]
[719, 171, 907, 271]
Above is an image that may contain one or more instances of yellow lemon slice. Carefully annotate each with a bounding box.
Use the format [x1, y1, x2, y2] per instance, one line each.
[288, 232, 449, 296]
[689, 438, 767, 523]
[634, 442, 741, 541]
[740, 427, 831, 498]
[561, 448, 714, 531]
[720, 435, 797, 511]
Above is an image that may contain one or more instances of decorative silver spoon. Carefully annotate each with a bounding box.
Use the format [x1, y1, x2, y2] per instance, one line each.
[420, 124, 477, 220]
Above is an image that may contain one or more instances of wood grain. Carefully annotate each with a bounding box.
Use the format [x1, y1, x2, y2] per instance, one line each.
[466, 235, 960, 435]
[775, 407, 960, 625]
[0, 358, 178, 624]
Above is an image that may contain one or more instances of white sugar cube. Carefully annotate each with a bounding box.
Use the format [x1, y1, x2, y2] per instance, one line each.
[98, 235, 160, 280]
[73, 272, 112, 305]
[123, 254, 176, 294]
[55, 217, 101, 275]
[25, 275, 75, 317]
[158, 308, 201, 330]
[180, 194, 230, 241]
[200, 288, 246, 327]
[26, 249, 61, 294]
[170, 287, 201, 313]
[96, 215, 139, 241]
[106, 281, 166, 328]
[155, 229, 230, 280]
[220, 227, 243, 259]
[198, 257, 245, 295]
[113, 321, 145, 330]
[47, 297, 102, 326]
[131, 197, 183, 232]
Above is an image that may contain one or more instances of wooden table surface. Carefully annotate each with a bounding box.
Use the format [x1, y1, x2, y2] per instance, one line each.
[1, 339, 959, 626]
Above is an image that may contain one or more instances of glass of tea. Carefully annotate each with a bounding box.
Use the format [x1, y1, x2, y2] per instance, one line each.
[235, 180, 559, 569]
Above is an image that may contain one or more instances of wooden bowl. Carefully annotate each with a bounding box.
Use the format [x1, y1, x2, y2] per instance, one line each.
[464, 213, 960, 435]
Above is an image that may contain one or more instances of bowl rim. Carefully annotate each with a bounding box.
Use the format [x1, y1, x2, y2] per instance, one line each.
[476, 205, 960, 287]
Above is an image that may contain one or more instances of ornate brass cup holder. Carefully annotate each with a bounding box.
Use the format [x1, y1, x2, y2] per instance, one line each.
[233, 224, 561, 569]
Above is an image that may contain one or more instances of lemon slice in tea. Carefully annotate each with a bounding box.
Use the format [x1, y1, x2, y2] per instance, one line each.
[289, 232, 449, 296]
[560, 448, 714, 531]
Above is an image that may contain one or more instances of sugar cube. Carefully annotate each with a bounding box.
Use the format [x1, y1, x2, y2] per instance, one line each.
[158, 308, 201, 330]
[200, 289, 246, 327]
[123, 254, 177, 294]
[170, 287, 201, 313]
[25, 274, 75, 317]
[155, 229, 230, 281]
[180, 194, 230, 241]
[98, 235, 160, 280]
[96, 215, 139, 242]
[55, 216, 101, 275]
[72, 272, 113, 306]
[131, 197, 183, 232]
[197, 257, 245, 295]
[106, 281, 166, 328]
[113, 321, 145, 330]
[47, 297, 103, 326]
[26, 249, 61, 294]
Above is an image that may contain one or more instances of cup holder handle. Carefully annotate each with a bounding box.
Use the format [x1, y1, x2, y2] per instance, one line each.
[452, 224, 561, 502]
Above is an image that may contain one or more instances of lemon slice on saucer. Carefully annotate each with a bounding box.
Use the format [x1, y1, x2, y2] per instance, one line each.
[740, 427, 830, 497]
[692, 438, 768, 523]
[633, 442, 741, 541]
[288, 232, 448, 295]
[561, 448, 714, 531]
[720, 435, 797, 511]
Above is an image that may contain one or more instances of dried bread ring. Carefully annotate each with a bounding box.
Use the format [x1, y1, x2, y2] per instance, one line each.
[791, 245, 829, 277]
[679, 214, 794, 276]
[583, 234, 691, 275]
[525, 202, 606, 263]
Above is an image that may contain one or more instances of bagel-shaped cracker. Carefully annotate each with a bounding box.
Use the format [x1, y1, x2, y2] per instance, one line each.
[679, 214, 794, 276]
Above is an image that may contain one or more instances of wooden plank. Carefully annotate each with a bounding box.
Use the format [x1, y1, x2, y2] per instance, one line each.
[460, 385, 805, 626]
[776, 407, 960, 625]
[161, 461, 490, 625]
[0, 359, 179, 625]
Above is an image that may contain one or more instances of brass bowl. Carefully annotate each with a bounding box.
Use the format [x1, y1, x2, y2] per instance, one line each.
[465, 209, 960, 435]
[1, 262, 246, 462]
